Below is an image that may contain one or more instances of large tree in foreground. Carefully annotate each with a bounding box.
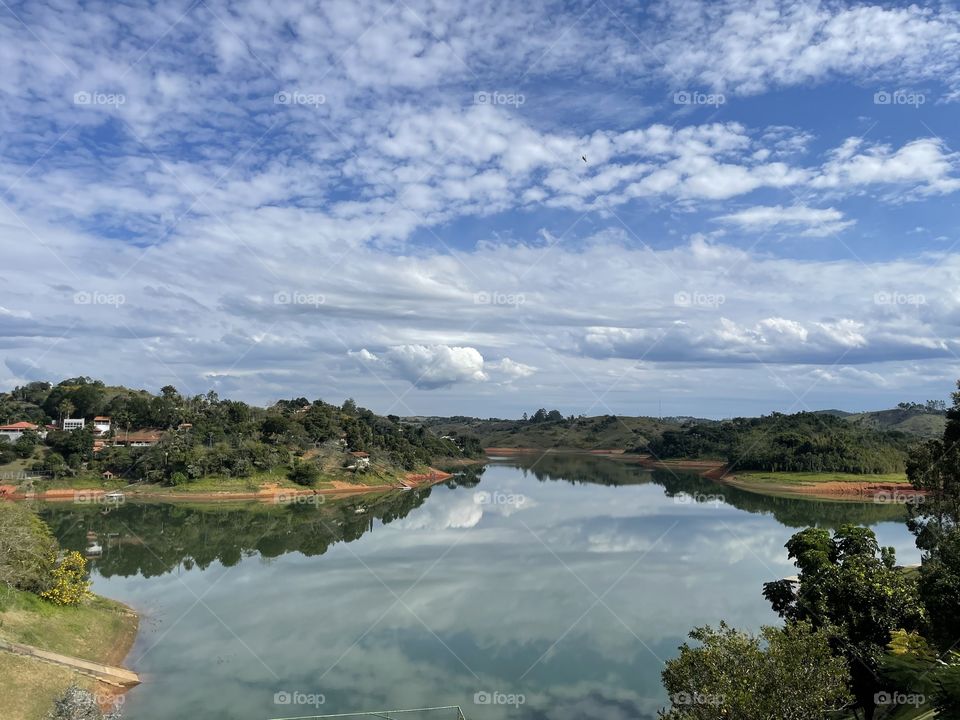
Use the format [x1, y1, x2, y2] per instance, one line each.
[659, 621, 851, 720]
[905, 379, 960, 551]
[762, 525, 923, 720]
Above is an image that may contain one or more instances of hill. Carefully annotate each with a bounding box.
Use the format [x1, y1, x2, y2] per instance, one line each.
[416, 412, 691, 451]
[844, 406, 946, 438]
[0, 378, 481, 489]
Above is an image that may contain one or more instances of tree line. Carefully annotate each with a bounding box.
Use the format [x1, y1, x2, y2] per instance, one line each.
[643, 411, 912, 474]
[0, 378, 482, 485]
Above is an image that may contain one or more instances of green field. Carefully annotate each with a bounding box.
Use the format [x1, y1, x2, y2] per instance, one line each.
[736, 471, 909, 485]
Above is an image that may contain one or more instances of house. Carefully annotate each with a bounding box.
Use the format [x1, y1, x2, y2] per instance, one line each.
[347, 451, 370, 471]
[62, 418, 85, 431]
[101, 470, 116, 479]
[114, 430, 164, 447]
[0, 421, 47, 442]
[92, 416, 111, 435]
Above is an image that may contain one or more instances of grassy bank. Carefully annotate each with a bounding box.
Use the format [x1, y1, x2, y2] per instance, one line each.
[735, 471, 909, 485]
[0, 587, 138, 720]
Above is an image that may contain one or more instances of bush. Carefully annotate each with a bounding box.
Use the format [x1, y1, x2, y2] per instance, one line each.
[40, 551, 91, 606]
[288, 460, 320, 486]
[0, 502, 57, 592]
[49, 684, 121, 720]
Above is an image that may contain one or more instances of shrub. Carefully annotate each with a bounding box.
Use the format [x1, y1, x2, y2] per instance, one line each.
[0, 502, 57, 592]
[49, 684, 121, 720]
[40, 551, 91, 606]
[288, 460, 320, 486]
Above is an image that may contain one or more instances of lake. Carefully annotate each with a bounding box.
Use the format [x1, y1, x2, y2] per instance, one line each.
[41, 455, 919, 720]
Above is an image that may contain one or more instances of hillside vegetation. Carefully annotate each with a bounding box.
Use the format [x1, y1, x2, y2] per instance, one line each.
[0, 378, 481, 489]
[417, 410, 685, 451]
[419, 403, 942, 476]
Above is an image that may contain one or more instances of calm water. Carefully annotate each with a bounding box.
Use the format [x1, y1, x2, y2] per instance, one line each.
[41, 456, 919, 720]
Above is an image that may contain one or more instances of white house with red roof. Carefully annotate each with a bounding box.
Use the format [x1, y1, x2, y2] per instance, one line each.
[93, 416, 111, 435]
[0, 421, 47, 442]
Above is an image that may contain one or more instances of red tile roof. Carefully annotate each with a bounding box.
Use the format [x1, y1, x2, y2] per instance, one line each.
[0, 422, 38, 430]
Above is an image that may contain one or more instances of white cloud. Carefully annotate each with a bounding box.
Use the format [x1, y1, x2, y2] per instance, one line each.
[488, 358, 537, 381]
[716, 205, 854, 237]
[353, 345, 489, 389]
[655, 1, 960, 97]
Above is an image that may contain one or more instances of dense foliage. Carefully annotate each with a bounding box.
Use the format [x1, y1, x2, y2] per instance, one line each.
[644, 411, 912, 474]
[0, 504, 89, 605]
[0, 378, 481, 485]
[0, 502, 57, 592]
[660, 622, 851, 720]
[762, 525, 923, 719]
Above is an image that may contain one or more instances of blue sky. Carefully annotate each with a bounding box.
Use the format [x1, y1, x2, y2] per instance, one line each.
[2, 0, 960, 418]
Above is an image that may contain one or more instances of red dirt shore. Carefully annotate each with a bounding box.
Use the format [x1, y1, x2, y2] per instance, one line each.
[0, 469, 453, 504]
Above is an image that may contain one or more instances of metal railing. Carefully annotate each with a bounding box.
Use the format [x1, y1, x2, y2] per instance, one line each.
[267, 706, 466, 720]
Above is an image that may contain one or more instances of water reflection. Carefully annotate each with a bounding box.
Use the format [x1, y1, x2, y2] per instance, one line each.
[39, 454, 917, 720]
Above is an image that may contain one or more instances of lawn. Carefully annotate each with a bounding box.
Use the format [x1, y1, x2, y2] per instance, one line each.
[0, 586, 138, 720]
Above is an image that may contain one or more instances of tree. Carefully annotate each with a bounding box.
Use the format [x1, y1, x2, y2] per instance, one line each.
[57, 399, 75, 422]
[763, 526, 924, 720]
[916, 526, 960, 652]
[660, 621, 851, 719]
[13, 430, 39, 459]
[0, 502, 56, 592]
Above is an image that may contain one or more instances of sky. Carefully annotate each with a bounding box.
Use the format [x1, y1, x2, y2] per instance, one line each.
[2, 0, 960, 419]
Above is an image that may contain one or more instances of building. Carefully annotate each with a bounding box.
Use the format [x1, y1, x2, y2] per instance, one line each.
[347, 451, 370, 471]
[62, 418, 86, 431]
[114, 429, 163, 447]
[92, 416, 111, 435]
[0, 421, 47, 442]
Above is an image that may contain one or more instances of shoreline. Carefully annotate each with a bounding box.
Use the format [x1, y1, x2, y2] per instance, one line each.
[483, 447, 920, 501]
[0, 468, 454, 504]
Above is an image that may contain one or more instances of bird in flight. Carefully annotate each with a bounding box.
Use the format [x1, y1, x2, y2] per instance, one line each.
[581, 155, 587, 163]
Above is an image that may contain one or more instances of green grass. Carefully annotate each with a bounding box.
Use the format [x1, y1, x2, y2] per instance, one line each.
[0, 586, 138, 720]
[736, 471, 909, 485]
[0, 586, 136, 660]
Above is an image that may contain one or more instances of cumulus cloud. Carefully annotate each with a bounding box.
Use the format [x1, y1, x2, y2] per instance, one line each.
[352, 345, 489, 389]
[1, 0, 959, 417]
